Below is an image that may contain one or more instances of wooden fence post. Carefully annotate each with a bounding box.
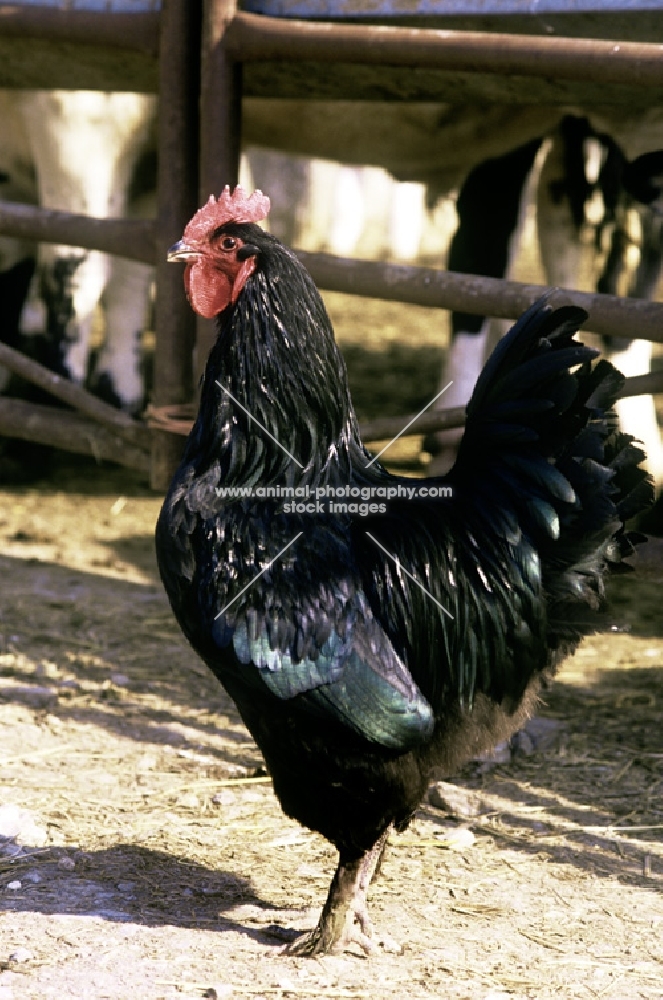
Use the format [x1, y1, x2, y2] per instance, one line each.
[196, 0, 242, 386]
[151, 0, 202, 490]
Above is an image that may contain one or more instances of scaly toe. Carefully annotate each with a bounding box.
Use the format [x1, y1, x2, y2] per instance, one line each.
[376, 932, 403, 955]
[331, 920, 377, 957]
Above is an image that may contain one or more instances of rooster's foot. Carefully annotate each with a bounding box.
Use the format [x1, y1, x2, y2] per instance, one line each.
[282, 827, 394, 957]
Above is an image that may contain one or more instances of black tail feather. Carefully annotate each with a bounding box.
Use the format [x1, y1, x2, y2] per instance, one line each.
[450, 296, 654, 642]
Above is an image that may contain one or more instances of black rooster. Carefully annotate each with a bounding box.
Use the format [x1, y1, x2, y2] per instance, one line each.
[156, 186, 653, 955]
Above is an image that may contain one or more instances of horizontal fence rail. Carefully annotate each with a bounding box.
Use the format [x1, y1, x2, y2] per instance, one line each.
[0, 342, 151, 449]
[0, 398, 150, 471]
[297, 251, 663, 346]
[358, 369, 663, 441]
[0, 202, 156, 265]
[0, 5, 161, 89]
[147, 364, 663, 444]
[1, 200, 661, 344]
[0, 6, 160, 55]
[226, 12, 663, 87]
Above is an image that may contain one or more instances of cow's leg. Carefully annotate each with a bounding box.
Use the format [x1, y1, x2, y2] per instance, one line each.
[605, 208, 663, 485]
[612, 341, 663, 484]
[389, 181, 425, 261]
[329, 166, 366, 257]
[18, 91, 156, 402]
[426, 137, 543, 474]
[537, 116, 601, 294]
[93, 256, 153, 413]
[92, 183, 156, 413]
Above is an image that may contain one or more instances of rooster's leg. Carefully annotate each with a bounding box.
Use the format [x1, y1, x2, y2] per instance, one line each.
[284, 825, 397, 957]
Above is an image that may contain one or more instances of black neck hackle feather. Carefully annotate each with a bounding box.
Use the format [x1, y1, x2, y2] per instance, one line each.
[184, 223, 368, 491]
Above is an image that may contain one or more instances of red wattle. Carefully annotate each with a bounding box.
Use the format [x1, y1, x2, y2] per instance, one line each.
[186, 259, 233, 319]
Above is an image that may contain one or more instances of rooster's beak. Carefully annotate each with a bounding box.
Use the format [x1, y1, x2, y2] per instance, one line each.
[167, 240, 200, 263]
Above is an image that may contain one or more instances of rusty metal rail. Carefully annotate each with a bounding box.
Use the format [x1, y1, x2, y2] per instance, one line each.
[226, 11, 663, 87]
[0, 5, 160, 54]
[11, 199, 663, 345]
[0, 202, 156, 265]
[298, 251, 663, 346]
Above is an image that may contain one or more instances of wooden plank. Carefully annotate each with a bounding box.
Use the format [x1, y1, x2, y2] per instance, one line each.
[0, 398, 150, 472]
[0, 342, 150, 450]
[142, 362, 663, 447]
[359, 370, 663, 442]
[360, 406, 466, 441]
[296, 251, 663, 346]
[0, 202, 156, 264]
[621, 370, 663, 399]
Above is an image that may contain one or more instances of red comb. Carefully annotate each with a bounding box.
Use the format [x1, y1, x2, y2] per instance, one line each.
[183, 185, 271, 242]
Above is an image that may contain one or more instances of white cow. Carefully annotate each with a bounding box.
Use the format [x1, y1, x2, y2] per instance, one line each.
[0, 88, 157, 412]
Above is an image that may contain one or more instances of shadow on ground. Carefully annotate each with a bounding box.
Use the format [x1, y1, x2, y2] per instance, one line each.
[1, 843, 295, 945]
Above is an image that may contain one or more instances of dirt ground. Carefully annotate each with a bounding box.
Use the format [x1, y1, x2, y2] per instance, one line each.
[0, 459, 662, 1000]
[2, 282, 663, 999]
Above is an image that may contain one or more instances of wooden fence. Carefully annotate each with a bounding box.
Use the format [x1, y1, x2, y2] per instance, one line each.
[1, 0, 662, 489]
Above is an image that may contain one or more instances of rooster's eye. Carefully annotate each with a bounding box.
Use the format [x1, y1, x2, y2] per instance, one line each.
[220, 236, 237, 251]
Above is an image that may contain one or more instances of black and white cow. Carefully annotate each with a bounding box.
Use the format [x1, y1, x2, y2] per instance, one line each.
[242, 99, 663, 487]
[0, 88, 157, 413]
[424, 114, 663, 485]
